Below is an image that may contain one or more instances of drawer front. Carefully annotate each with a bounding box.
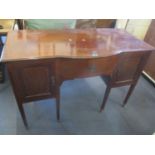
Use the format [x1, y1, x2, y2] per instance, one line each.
[57, 57, 118, 79]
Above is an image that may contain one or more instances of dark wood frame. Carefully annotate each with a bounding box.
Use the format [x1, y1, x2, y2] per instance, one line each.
[100, 51, 151, 111]
[3, 28, 154, 128]
[6, 51, 151, 128]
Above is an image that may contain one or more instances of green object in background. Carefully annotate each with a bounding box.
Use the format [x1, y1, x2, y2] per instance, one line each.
[25, 19, 76, 30]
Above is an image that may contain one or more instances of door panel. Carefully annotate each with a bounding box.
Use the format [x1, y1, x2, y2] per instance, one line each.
[21, 65, 52, 100]
[8, 60, 55, 102]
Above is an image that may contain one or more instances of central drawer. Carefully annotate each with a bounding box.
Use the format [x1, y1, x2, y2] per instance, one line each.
[57, 57, 118, 79]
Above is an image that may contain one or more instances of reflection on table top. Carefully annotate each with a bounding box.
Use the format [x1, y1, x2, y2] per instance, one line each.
[1, 28, 155, 62]
[0, 19, 15, 34]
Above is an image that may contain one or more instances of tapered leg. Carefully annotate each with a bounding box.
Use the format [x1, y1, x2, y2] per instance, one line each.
[122, 83, 136, 107]
[17, 102, 28, 129]
[100, 86, 111, 112]
[56, 96, 60, 121]
[55, 86, 60, 121]
[0, 63, 5, 83]
[0, 36, 3, 46]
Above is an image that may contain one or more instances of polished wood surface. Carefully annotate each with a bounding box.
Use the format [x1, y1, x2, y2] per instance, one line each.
[1, 29, 154, 62]
[1, 28, 155, 128]
[0, 19, 15, 35]
[144, 20, 155, 84]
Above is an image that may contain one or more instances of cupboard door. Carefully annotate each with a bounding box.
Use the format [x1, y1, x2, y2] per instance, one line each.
[8, 60, 55, 103]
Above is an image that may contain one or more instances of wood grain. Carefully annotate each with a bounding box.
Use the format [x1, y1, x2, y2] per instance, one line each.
[2, 28, 155, 128]
[1, 29, 154, 62]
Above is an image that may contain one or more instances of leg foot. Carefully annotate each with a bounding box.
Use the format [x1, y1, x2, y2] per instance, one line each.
[100, 86, 111, 112]
[17, 103, 29, 129]
[55, 85, 60, 121]
[56, 97, 60, 121]
[123, 84, 136, 107]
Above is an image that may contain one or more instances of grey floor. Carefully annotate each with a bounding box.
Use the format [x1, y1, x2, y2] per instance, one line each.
[0, 75, 155, 135]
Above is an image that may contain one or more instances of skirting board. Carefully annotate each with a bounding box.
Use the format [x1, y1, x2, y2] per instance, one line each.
[142, 71, 155, 87]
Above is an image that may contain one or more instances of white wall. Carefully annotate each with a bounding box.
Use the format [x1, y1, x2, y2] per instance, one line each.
[115, 19, 152, 40]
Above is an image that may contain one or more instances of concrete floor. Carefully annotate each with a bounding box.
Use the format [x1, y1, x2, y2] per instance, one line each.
[0, 74, 155, 135]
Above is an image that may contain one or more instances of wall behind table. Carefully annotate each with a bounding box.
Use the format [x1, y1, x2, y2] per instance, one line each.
[115, 19, 152, 40]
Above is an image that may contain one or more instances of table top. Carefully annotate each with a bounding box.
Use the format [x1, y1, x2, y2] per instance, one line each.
[1, 28, 155, 62]
[0, 19, 15, 35]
